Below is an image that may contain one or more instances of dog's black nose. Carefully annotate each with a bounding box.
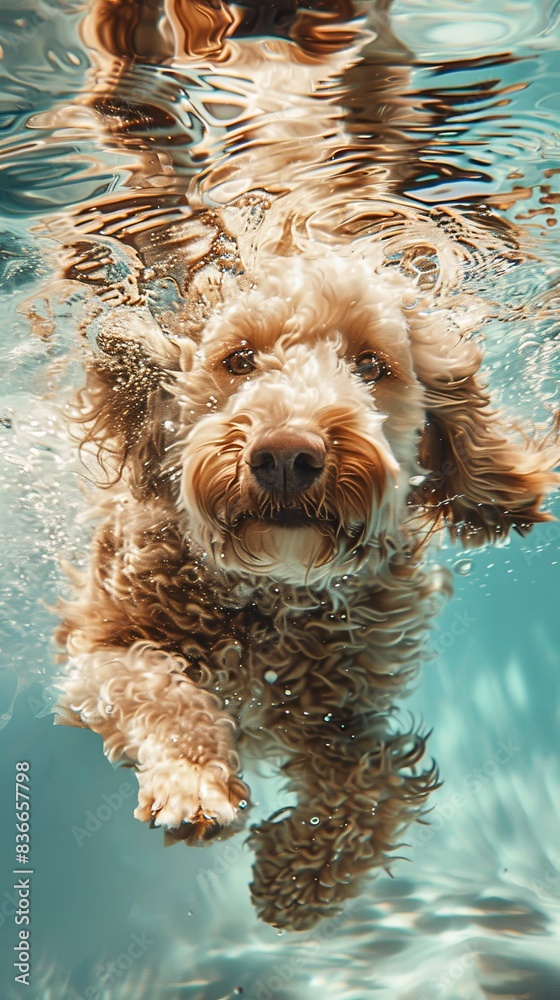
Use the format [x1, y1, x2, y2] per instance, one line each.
[246, 430, 326, 496]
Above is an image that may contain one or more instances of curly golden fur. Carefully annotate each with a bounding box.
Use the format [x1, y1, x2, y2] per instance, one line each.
[50, 0, 560, 930]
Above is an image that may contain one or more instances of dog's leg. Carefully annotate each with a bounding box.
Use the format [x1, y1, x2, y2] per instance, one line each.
[56, 643, 249, 841]
[249, 722, 435, 930]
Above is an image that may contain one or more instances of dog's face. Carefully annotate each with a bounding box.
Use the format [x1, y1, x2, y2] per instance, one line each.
[84, 254, 558, 587]
[177, 258, 426, 584]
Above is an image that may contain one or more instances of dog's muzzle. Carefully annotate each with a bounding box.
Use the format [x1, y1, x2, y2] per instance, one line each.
[179, 398, 399, 583]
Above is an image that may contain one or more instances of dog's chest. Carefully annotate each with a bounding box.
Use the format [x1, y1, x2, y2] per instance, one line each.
[194, 578, 385, 716]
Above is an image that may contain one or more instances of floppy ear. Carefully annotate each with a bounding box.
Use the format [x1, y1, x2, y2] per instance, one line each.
[409, 327, 560, 546]
[74, 310, 194, 497]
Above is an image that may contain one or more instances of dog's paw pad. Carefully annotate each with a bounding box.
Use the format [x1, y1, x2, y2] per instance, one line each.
[134, 759, 249, 840]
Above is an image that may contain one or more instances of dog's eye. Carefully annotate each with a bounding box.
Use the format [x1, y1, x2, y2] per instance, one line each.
[223, 348, 256, 375]
[353, 351, 390, 384]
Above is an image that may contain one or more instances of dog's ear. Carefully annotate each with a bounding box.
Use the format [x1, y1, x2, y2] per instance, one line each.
[74, 312, 195, 497]
[409, 325, 560, 546]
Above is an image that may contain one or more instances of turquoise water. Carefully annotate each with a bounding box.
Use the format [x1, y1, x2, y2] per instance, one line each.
[1, 1, 560, 997]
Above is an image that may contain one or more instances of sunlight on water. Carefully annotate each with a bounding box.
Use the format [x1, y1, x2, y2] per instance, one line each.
[1, 1, 559, 997]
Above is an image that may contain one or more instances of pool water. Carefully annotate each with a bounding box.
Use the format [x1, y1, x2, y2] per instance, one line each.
[1, 1, 560, 997]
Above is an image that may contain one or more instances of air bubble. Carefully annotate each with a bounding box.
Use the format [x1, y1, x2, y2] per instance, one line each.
[310, 816, 320, 826]
[454, 559, 473, 576]
[239, 800, 248, 810]
[264, 670, 278, 683]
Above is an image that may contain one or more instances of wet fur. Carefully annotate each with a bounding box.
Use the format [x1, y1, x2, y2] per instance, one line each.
[51, 0, 560, 930]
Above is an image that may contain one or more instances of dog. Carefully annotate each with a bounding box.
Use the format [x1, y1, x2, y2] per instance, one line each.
[49, 0, 560, 931]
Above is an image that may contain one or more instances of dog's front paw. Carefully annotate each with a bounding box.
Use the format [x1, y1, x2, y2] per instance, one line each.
[135, 759, 250, 843]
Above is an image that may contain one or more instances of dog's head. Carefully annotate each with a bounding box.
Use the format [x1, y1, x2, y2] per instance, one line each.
[176, 258, 425, 584]
[80, 255, 559, 586]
